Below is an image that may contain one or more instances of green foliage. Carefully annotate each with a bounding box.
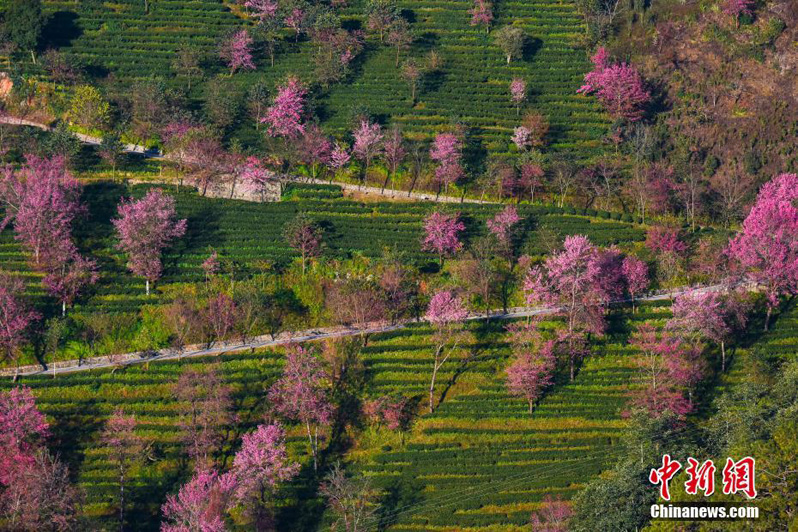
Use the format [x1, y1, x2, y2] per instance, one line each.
[1, 0, 45, 54]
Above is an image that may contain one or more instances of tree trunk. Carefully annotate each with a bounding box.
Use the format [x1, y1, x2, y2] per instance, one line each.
[145, 279, 150, 296]
[721, 340, 726, 372]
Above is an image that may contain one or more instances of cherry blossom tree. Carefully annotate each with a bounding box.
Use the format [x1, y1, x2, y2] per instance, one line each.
[425, 290, 470, 412]
[381, 126, 406, 192]
[329, 143, 351, 178]
[0, 155, 83, 269]
[161, 469, 236, 532]
[113, 188, 187, 295]
[421, 211, 465, 266]
[578, 47, 650, 122]
[523, 235, 613, 381]
[219, 29, 256, 75]
[621, 255, 648, 312]
[386, 18, 413, 67]
[363, 395, 411, 431]
[469, 0, 493, 33]
[0, 386, 48, 485]
[268, 345, 333, 471]
[645, 225, 687, 288]
[324, 276, 387, 345]
[668, 290, 747, 371]
[239, 156, 277, 201]
[299, 125, 333, 179]
[231, 423, 299, 529]
[202, 293, 238, 346]
[401, 59, 421, 103]
[429, 132, 464, 193]
[0, 272, 39, 379]
[1, 448, 81, 532]
[629, 324, 693, 418]
[174, 364, 234, 468]
[43, 249, 99, 316]
[487, 205, 521, 259]
[101, 409, 149, 531]
[263, 76, 307, 139]
[283, 213, 322, 274]
[509, 78, 526, 115]
[512, 126, 532, 152]
[505, 321, 555, 413]
[723, 0, 754, 28]
[728, 173, 798, 330]
[352, 119, 383, 185]
[529, 495, 573, 532]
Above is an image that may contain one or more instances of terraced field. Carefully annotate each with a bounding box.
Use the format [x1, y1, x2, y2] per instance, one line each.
[358, 304, 670, 530]
[0, 301, 668, 530]
[16, 0, 608, 157]
[0, 182, 645, 319]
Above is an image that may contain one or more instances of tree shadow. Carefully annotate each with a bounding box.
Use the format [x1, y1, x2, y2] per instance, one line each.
[42, 11, 82, 49]
[522, 37, 543, 62]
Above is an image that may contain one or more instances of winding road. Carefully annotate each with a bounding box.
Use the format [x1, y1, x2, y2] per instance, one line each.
[2, 283, 731, 379]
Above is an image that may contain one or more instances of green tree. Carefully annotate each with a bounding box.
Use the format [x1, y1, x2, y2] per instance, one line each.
[492, 25, 525, 64]
[2, 0, 45, 64]
[68, 85, 111, 131]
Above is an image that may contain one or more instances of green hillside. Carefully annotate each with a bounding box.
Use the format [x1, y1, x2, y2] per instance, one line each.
[13, 0, 608, 157]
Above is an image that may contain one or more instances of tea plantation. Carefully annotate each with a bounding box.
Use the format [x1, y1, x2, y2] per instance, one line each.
[15, 0, 608, 156]
[0, 182, 645, 317]
[0, 300, 672, 531]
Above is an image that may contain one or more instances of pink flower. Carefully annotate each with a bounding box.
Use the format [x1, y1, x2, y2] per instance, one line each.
[264, 76, 307, 138]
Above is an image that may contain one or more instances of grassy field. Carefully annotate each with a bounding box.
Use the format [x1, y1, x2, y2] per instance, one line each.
[0, 300, 672, 531]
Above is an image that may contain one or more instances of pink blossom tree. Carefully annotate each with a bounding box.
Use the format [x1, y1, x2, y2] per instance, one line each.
[0, 386, 48, 486]
[667, 290, 747, 371]
[202, 293, 238, 346]
[425, 289, 470, 412]
[299, 125, 333, 179]
[328, 143, 351, 178]
[381, 125, 406, 193]
[219, 29, 256, 75]
[728, 173, 798, 330]
[263, 76, 307, 139]
[283, 213, 322, 274]
[723, 0, 754, 28]
[645, 225, 687, 288]
[505, 321, 555, 413]
[523, 235, 612, 381]
[43, 249, 99, 316]
[578, 47, 650, 122]
[529, 495, 573, 531]
[174, 364, 234, 468]
[621, 255, 648, 312]
[285, 7, 305, 41]
[511, 126, 532, 152]
[0, 155, 83, 269]
[113, 188, 187, 295]
[268, 345, 333, 471]
[239, 156, 277, 202]
[101, 409, 149, 531]
[486, 205, 521, 258]
[231, 423, 300, 528]
[363, 395, 412, 431]
[509, 78, 526, 115]
[0, 272, 39, 379]
[469, 0, 493, 33]
[429, 132, 464, 194]
[421, 211, 465, 266]
[352, 119, 383, 186]
[161, 469, 237, 532]
[629, 324, 693, 418]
